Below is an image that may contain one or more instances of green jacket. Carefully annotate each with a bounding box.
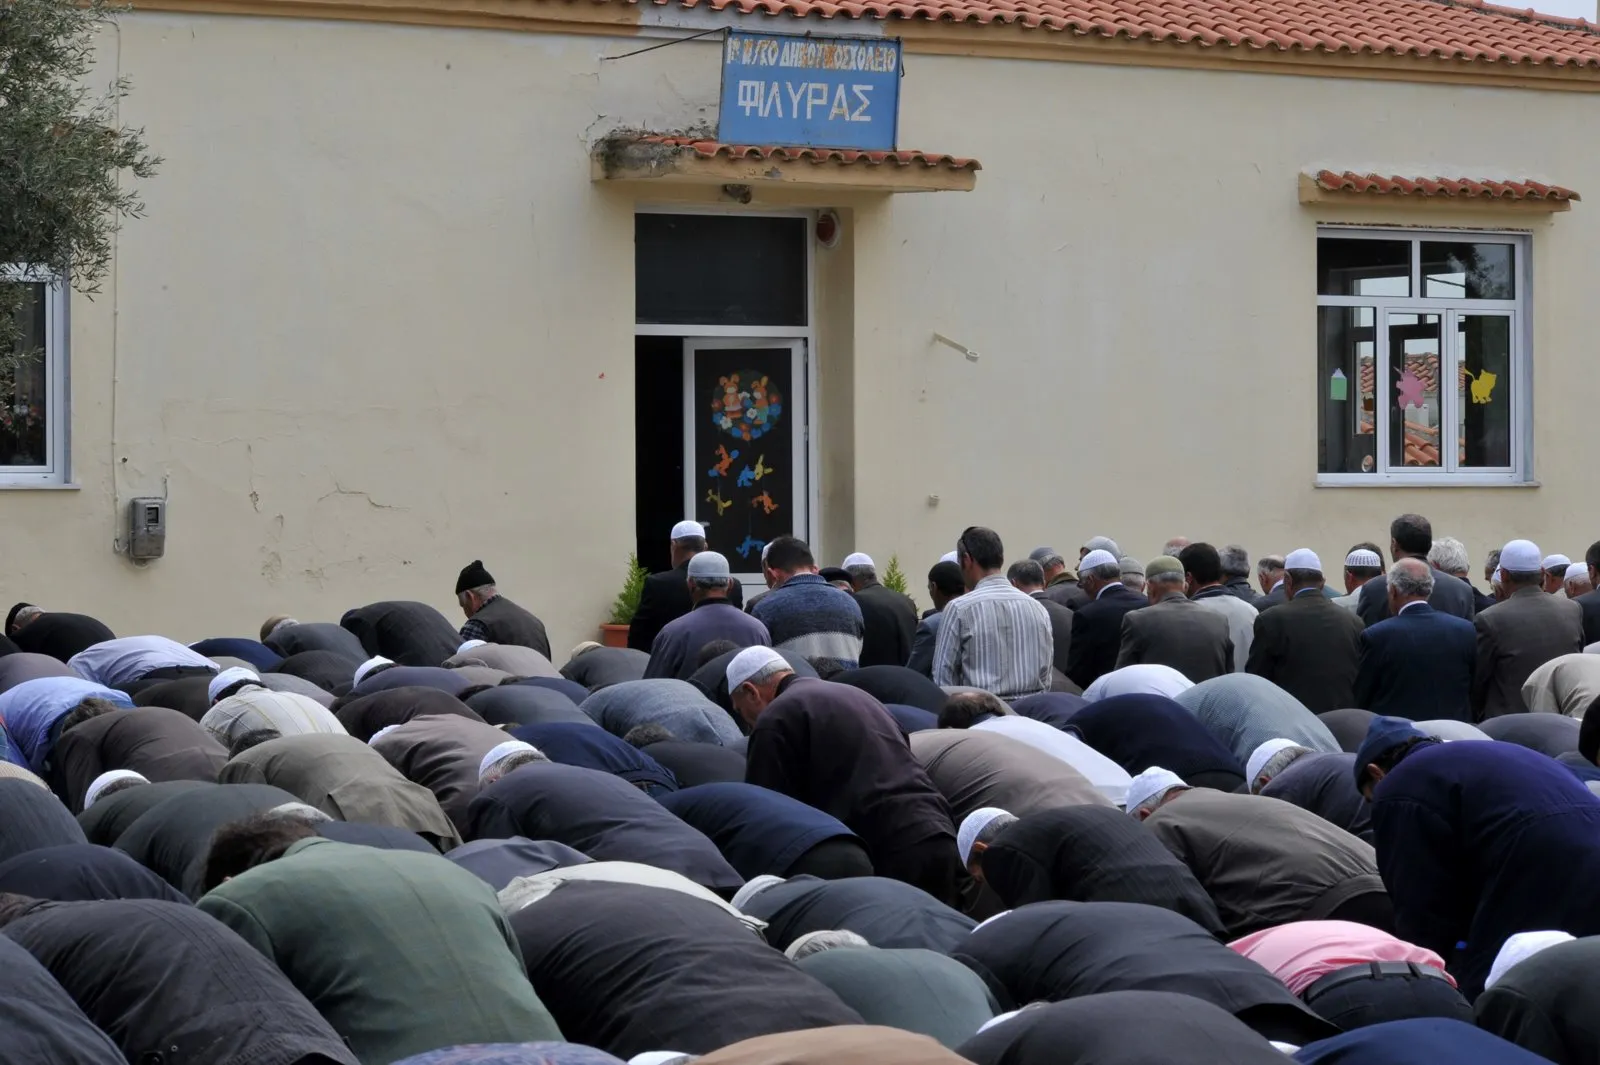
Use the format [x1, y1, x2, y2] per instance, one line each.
[198, 837, 560, 1064]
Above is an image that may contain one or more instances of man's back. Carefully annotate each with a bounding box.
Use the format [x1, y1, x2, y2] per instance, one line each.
[1357, 567, 1477, 626]
[1579, 588, 1600, 646]
[263, 622, 367, 662]
[1246, 593, 1364, 714]
[1065, 585, 1148, 690]
[628, 563, 744, 652]
[1258, 752, 1371, 842]
[855, 582, 919, 669]
[339, 601, 460, 668]
[909, 729, 1113, 820]
[1474, 588, 1585, 719]
[1117, 597, 1232, 683]
[1031, 593, 1075, 677]
[55, 708, 228, 813]
[739, 874, 975, 953]
[1192, 590, 1257, 672]
[1354, 605, 1475, 721]
[933, 576, 1053, 698]
[464, 595, 551, 658]
[198, 837, 560, 1063]
[753, 574, 865, 670]
[644, 602, 770, 681]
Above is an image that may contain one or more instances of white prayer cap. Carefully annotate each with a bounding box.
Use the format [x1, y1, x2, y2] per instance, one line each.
[630, 1054, 691, 1065]
[670, 520, 706, 540]
[1269, 1043, 1301, 1054]
[208, 667, 260, 705]
[1344, 548, 1382, 569]
[977, 1010, 1022, 1035]
[1246, 738, 1303, 789]
[353, 656, 393, 687]
[1125, 767, 1187, 815]
[1500, 539, 1542, 573]
[1492, 568, 1504, 585]
[1543, 553, 1572, 572]
[957, 807, 1012, 866]
[687, 551, 731, 580]
[1486, 931, 1575, 990]
[479, 740, 538, 782]
[940, 551, 959, 564]
[1084, 536, 1121, 556]
[458, 639, 488, 654]
[368, 724, 402, 746]
[732, 874, 787, 911]
[726, 646, 787, 692]
[1566, 565, 1592, 588]
[1285, 548, 1322, 572]
[1080, 549, 1118, 571]
[842, 552, 875, 570]
[84, 770, 148, 810]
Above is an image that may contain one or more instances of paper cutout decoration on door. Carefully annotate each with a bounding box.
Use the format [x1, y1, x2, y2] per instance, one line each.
[1465, 369, 1498, 404]
[1329, 369, 1348, 402]
[752, 491, 779, 515]
[736, 536, 766, 560]
[710, 372, 784, 442]
[707, 445, 739, 479]
[1396, 368, 1427, 410]
[706, 488, 732, 516]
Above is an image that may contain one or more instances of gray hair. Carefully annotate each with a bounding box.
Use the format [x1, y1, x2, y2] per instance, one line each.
[1148, 569, 1186, 589]
[460, 583, 496, 601]
[1389, 558, 1435, 599]
[844, 564, 876, 583]
[1132, 788, 1184, 818]
[785, 929, 870, 960]
[266, 801, 333, 824]
[745, 656, 794, 688]
[481, 748, 550, 786]
[11, 606, 42, 628]
[1006, 560, 1045, 589]
[1220, 545, 1251, 579]
[1035, 552, 1066, 571]
[1086, 561, 1121, 582]
[691, 577, 732, 592]
[1084, 536, 1120, 556]
[1257, 555, 1285, 578]
[1427, 537, 1470, 577]
[1162, 538, 1190, 557]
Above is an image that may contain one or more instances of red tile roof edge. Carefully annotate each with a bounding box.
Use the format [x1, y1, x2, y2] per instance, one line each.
[1313, 170, 1580, 201]
[633, 135, 982, 170]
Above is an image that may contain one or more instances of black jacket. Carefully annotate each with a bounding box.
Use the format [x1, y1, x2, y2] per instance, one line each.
[0, 779, 85, 865]
[275, 649, 363, 695]
[466, 762, 741, 893]
[830, 665, 948, 715]
[1065, 585, 1148, 690]
[130, 677, 213, 721]
[978, 806, 1225, 936]
[264, 622, 367, 662]
[1352, 603, 1476, 722]
[0, 843, 187, 904]
[1224, 578, 1261, 605]
[76, 780, 210, 848]
[54, 708, 228, 813]
[1066, 694, 1245, 789]
[1357, 565, 1478, 626]
[12, 613, 115, 665]
[1258, 752, 1372, 843]
[1317, 708, 1376, 754]
[687, 648, 815, 712]
[465, 685, 594, 728]
[658, 782, 857, 878]
[466, 595, 551, 658]
[560, 647, 649, 691]
[950, 901, 1337, 1046]
[1, 898, 357, 1065]
[335, 686, 485, 742]
[1040, 576, 1090, 612]
[628, 563, 744, 652]
[740, 874, 975, 952]
[641, 740, 747, 787]
[1246, 591, 1364, 714]
[112, 782, 299, 898]
[509, 880, 860, 1058]
[0, 935, 127, 1064]
[339, 601, 460, 668]
[1032, 593, 1076, 677]
[854, 582, 918, 668]
[1579, 589, 1600, 647]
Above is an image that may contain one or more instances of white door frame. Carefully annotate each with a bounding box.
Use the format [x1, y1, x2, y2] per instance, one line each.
[682, 336, 808, 582]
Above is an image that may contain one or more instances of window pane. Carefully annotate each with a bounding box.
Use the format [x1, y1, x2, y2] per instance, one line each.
[2, 283, 49, 467]
[1387, 313, 1442, 469]
[635, 214, 807, 326]
[1459, 315, 1513, 468]
[1318, 238, 1410, 297]
[1422, 242, 1514, 300]
[1318, 307, 1377, 474]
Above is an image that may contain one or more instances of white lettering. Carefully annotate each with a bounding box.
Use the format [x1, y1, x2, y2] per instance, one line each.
[851, 84, 871, 120]
[805, 81, 828, 119]
[765, 81, 783, 117]
[736, 79, 764, 116]
[786, 81, 806, 117]
[829, 83, 850, 120]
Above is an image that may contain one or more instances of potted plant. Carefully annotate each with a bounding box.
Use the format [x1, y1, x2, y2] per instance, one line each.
[883, 554, 916, 612]
[602, 553, 649, 647]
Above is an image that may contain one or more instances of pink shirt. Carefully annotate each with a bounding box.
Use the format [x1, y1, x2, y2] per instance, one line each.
[1229, 921, 1455, 996]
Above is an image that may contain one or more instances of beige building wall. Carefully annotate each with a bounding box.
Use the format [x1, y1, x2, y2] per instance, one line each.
[10, 14, 1595, 647]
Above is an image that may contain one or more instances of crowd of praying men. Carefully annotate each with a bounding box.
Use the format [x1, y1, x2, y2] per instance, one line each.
[1, 513, 1600, 1064]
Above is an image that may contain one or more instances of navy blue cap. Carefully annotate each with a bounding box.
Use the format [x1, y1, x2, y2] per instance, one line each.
[1354, 715, 1432, 791]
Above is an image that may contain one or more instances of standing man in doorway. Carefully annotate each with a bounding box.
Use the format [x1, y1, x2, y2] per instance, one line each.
[629, 520, 744, 652]
[456, 560, 552, 658]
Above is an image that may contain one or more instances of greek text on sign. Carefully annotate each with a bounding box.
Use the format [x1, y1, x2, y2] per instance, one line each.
[718, 31, 902, 152]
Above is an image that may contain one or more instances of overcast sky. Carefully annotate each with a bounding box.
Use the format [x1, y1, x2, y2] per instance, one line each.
[1526, 0, 1595, 20]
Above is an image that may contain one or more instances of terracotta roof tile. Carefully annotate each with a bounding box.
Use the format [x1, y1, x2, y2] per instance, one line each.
[634, 135, 982, 170]
[608, 0, 1600, 69]
[1314, 170, 1581, 200]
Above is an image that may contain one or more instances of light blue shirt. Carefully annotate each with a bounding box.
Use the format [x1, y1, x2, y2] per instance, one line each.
[0, 677, 133, 772]
[69, 635, 217, 687]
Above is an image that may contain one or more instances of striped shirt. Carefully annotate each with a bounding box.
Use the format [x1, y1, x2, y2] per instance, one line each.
[200, 686, 347, 747]
[931, 575, 1053, 699]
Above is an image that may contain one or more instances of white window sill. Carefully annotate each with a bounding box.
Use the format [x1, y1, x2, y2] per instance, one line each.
[1315, 475, 1537, 489]
[0, 481, 80, 491]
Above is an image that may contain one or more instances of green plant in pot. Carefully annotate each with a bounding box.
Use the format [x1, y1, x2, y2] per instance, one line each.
[602, 554, 649, 646]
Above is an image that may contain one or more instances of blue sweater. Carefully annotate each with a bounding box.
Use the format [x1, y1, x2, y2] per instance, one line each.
[752, 574, 864, 670]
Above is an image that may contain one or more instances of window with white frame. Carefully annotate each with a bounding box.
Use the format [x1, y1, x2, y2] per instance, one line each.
[1316, 229, 1528, 483]
[0, 266, 68, 485]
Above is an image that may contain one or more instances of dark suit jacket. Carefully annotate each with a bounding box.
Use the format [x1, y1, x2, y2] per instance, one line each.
[1472, 588, 1585, 720]
[339, 602, 460, 668]
[1030, 593, 1075, 676]
[1353, 603, 1476, 722]
[1357, 565, 1477, 627]
[1246, 590, 1364, 714]
[1040, 577, 1090, 612]
[1065, 585, 1148, 690]
[853, 582, 918, 668]
[1115, 595, 1231, 683]
[1579, 589, 1600, 646]
[628, 563, 743, 652]
[1255, 584, 1287, 612]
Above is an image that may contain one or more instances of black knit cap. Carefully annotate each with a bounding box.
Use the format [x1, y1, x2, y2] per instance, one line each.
[5, 603, 34, 635]
[456, 561, 494, 595]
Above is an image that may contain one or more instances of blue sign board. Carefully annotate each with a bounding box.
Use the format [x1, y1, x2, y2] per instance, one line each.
[718, 31, 901, 152]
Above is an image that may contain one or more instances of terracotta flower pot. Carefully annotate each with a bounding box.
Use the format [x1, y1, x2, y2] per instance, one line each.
[599, 623, 630, 649]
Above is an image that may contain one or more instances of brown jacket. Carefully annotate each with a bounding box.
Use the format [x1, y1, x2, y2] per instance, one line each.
[1116, 594, 1232, 682]
[369, 714, 511, 834]
[1473, 587, 1585, 720]
[55, 708, 227, 813]
[909, 729, 1111, 822]
[1145, 788, 1382, 938]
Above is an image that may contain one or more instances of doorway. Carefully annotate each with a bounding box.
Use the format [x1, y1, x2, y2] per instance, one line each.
[633, 211, 813, 581]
